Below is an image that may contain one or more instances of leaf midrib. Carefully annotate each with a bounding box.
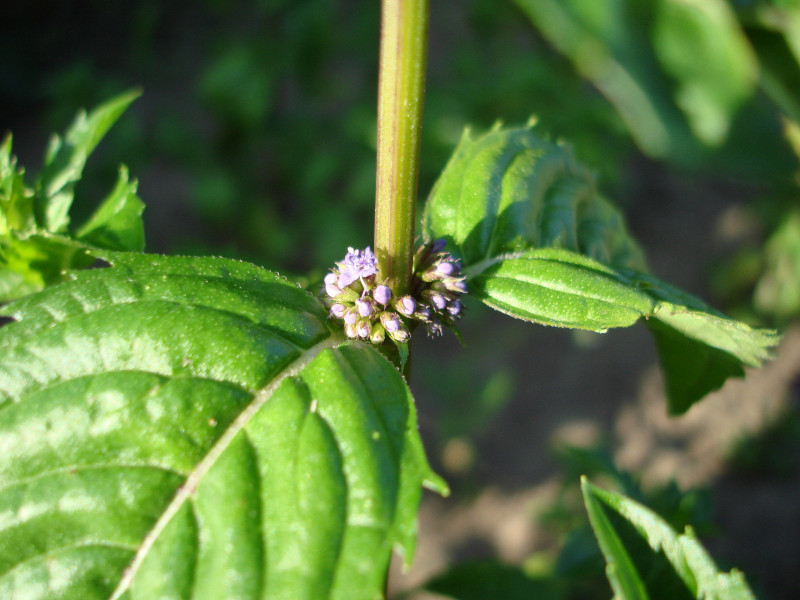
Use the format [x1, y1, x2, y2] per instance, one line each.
[108, 334, 344, 600]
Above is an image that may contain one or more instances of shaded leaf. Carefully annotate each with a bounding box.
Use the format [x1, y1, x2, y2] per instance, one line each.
[0, 252, 444, 600]
[515, 0, 756, 159]
[76, 166, 145, 252]
[581, 477, 756, 600]
[422, 560, 564, 600]
[651, 0, 757, 145]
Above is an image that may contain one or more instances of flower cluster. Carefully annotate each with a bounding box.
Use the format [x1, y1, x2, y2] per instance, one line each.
[322, 240, 466, 345]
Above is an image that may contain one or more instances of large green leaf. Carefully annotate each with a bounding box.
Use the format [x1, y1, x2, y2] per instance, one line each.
[581, 477, 756, 600]
[424, 125, 779, 412]
[0, 251, 444, 600]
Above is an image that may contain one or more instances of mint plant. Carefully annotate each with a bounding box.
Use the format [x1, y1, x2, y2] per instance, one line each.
[0, 1, 785, 599]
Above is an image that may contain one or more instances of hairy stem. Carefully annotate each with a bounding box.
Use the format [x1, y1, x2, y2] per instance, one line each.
[374, 0, 429, 295]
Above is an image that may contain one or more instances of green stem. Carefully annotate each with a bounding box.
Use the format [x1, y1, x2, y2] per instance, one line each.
[374, 0, 429, 295]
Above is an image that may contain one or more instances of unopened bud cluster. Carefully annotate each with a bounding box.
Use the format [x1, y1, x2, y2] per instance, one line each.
[322, 240, 466, 345]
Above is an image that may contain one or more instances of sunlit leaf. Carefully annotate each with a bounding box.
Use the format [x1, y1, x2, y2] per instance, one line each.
[1, 92, 147, 301]
[424, 124, 779, 412]
[36, 90, 141, 232]
[0, 252, 444, 600]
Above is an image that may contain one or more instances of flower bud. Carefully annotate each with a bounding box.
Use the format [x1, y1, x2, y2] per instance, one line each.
[394, 295, 416, 316]
[425, 291, 447, 311]
[373, 284, 392, 305]
[414, 305, 431, 321]
[387, 326, 410, 343]
[325, 284, 343, 298]
[344, 308, 358, 326]
[380, 311, 402, 332]
[330, 303, 347, 319]
[344, 323, 358, 339]
[430, 238, 447, 253]
[447, 299, 462, 317]
[370, 323, 386, 344]
[324, 272, 339, 286]
[426, 320, 443, 337]
[356, 319, 371, 339]
[444, 279, 468, 294]
[356, 297, 373, 317]
[435, 261, 456, 277]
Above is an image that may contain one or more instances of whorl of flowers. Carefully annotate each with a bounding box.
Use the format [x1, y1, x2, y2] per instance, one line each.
[322, 240, 466, 344]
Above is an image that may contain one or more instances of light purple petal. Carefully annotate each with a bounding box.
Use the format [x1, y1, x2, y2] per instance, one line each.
[356, 298, 373, 317]
[374, 285, 392, 305]
[330, 303, 347, 318]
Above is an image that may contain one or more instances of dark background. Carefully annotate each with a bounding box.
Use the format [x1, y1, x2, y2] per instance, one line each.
[3, 1, 799, 598]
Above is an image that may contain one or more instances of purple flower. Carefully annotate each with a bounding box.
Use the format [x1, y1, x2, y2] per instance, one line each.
[394, 296, 416, 316]
[430, 238, 447, 253]
[374, 284, 392, 305]
[447, 299, 462, 316]
[380, 312, 402, 332]
[356, 320, 371, 339]
[415, 305, 431, 320]
[337, 246, 378, 288]
[428, 292, 447, 311]
[324, 272, 339, 286]
[330, 303, 347, 318]
[344, 309, 358, 326]
[445, 279, 468, 294]
[426, 320, 444, 337]
[325, 284, 343, 298]
[435, 261, 456, 277]
[356, 297, 373, 317]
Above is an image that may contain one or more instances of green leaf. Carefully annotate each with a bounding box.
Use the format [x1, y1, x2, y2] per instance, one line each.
[651, 0, 757, 146]
[581, 477, 756, 600]
[424, 124, 779, 412]
[632, 271, 781, 413]
[76, 166, 145, 252]
[0, 234, 96, 303]
[2, 92, 147, 301]
[0, 135, 36, 236]
[35, 89, 141, 232]
[424, 123, 646, 272]
[514, 0, 756, 159]
[0, 252, 444, 600]
[467, 248, 655, 332]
